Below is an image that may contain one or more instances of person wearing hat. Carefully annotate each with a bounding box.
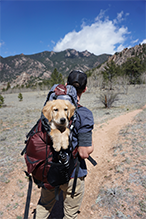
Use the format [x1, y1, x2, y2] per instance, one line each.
[35, 70, 94, 219]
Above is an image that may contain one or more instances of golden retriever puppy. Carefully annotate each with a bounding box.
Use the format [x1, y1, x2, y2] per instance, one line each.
[43, 99, 75, 152]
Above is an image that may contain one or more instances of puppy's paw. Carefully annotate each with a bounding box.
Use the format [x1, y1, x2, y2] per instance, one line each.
[50, 129, 62, 152]
[61, 128, 70, 150]
[53, 143, 62, 152]
[62, 145, 68, 150]
[62, 144, 69, 150]
[61, 136, 69, 150]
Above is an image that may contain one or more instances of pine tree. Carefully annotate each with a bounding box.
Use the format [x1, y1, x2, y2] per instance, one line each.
[18, 93, 23, 101]
[0, 94, 4, 107]
[101, 60, 120, 89]
[123, 57, 143, 84]
[50, 68, 64, 87]
[6, 82, 11, 91]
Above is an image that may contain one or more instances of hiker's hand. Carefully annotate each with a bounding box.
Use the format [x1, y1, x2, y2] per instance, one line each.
[78, 144, 94, 159]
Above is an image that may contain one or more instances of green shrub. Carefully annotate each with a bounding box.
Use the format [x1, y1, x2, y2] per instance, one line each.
[0, 94, 4, 107]
[18, 93, 23, 101]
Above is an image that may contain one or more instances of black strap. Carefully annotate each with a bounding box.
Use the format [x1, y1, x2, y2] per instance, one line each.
[45, 90, 54, 103]
[70, 155, 96, 198]
[68, 94, 77, 108]
[87, 155, 97, 166]
[26, 119, 40, 139]
[21, 146, 27, 156]
[71, 159, 80, 198]
[55, 186, 60, 201]
[23, 171, 33, 219]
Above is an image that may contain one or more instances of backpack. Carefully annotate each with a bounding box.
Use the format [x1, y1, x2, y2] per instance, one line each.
[21, 84, 97, 219]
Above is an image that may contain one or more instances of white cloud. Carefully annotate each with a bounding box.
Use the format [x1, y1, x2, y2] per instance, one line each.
[141, 39, 146, 44]
[95, 9, 108, 22]
[115, 11, 124, 23]
[53, 11, 130, 55]
[131, 39, 139, 44]
[51, 40, 55, 44]
[117, 44, 125, 52]
[0, 40, 5, 47]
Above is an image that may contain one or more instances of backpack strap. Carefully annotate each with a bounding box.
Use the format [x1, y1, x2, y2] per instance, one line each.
[46, 90, 57, 101]
[88, 156, 97, 166]
[77, 103, 82, 108]
[71, 155, 97, 198]
[55, 186, 60, 201]
[71, 158, 80, 198]
[26, 119, 40, 139]
[23, 171, 33, 219]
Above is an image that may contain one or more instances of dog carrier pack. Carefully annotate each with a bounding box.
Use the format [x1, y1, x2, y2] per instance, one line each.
[21, 84, 97, 219]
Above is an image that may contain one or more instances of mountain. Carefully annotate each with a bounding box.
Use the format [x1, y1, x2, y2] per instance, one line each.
[0, 49, 111, 88]
[91, 44, 146, 75]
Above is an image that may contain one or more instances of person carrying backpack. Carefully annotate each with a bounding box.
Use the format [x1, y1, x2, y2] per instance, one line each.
[35, 70, 94, 219]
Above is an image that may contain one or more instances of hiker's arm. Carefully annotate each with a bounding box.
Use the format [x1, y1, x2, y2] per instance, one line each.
[77, 131, 94, 159]
[78, 143, 94, 159]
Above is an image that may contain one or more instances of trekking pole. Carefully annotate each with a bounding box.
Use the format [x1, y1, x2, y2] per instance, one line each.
[23, 171, 33, 219]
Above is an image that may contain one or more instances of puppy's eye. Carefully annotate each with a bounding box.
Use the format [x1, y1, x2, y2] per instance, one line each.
[64, 108, 68, 111]
[54, 109, 58, 112]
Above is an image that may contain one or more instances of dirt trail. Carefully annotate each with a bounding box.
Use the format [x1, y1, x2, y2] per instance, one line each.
[0, 104, 146, 219]
[78, 104, 146, 219]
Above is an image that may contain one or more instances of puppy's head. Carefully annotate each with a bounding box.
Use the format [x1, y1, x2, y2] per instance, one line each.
[42, 99, 75, 127]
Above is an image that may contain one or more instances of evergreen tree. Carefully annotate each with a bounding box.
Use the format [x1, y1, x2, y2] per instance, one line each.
[0, 94, 4, 107]
[18, 93, 23, 101]
[122, 57, 144, 84]
[6, 82, 11, 90]
[50, 68, 64, 87]
[101, 60, 120, 89]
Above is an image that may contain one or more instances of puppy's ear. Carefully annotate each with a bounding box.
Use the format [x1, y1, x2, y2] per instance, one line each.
[67, 102, 76, 120]
[42, 101, 53, 122]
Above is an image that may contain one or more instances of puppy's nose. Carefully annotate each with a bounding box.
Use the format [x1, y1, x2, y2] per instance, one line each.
[60, 118, 66, 124]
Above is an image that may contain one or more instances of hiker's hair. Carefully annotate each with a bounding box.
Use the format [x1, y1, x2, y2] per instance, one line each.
[72, 82, 86, 95]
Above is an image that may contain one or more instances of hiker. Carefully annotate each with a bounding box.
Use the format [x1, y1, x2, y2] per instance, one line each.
[35, 70, 94, 219]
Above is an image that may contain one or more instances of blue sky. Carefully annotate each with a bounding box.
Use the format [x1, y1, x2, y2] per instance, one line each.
[0, 0, 146, 58]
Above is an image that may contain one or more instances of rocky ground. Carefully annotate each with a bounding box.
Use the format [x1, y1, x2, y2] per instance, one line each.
[0, 85, 146, 219]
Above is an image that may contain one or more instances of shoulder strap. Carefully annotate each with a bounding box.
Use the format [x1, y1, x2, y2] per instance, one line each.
[71, 157, 80, 198]
[87, 156, 97, 166]
[77, 103, 82, 108]
[23, 171, 33, 219]
[26, 119, 40, 139]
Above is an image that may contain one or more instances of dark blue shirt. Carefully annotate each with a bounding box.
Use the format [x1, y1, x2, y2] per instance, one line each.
[71, 106, 94, 178]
